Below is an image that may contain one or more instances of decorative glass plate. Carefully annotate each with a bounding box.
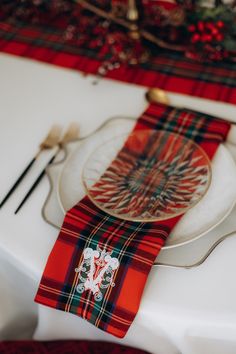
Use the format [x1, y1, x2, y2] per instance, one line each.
[82, 129, 212, 222]
[54, 118, 236, 249]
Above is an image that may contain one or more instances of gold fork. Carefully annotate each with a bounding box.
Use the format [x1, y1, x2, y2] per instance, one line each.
[14, 123, 80, 214]
[59, 122, 80, 146]
[0, 125, 62, 208]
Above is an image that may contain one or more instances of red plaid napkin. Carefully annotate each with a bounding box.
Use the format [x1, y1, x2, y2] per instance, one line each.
[35, 103, 230, 338]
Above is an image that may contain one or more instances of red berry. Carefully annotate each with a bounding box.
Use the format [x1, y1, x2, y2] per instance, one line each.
[206, 21, 214, 30]
[197, 21, 205, 32]
[191, 33, 200, 43]
[215, 33, 224, 41]
[201, 34, 212, 42]
[206, 34, 213, 42]
[211, 27, 219, 36]
[216, 20, 224, 29]
[188, 24, 196, 32]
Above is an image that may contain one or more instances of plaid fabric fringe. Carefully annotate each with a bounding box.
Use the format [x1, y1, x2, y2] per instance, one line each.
[0, 19, 236, 103]
[35, 103, 230, 338]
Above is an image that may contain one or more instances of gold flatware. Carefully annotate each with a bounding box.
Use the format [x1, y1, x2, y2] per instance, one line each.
[146, 87, 236, 126]
[38, 124, 62, 152]
[146, 88, 170, 106]
[59, 122, 80, 145]
[0, 125, 62, 208]
[15, 123, 80, 214]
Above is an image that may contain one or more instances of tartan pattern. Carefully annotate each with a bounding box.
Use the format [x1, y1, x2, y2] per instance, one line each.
[0, 19, 236, 103]
[0, 341, 150, 354]
[35, 103, 230, 338]
[89, 130, 211, 220]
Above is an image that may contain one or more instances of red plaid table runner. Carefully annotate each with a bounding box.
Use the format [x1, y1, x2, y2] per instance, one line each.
[0, 19, 236, 103]
[0, 340, 150, 354]
[35, 103, 230, 338]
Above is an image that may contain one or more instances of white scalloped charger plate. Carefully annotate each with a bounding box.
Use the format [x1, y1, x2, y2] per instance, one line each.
[57, 118, 236, 249]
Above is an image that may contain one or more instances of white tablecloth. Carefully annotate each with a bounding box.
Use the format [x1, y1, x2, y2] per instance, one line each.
[1, 53, 236, 354]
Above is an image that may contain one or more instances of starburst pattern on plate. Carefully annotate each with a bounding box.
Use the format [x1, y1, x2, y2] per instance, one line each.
[83, 130, 211, 222]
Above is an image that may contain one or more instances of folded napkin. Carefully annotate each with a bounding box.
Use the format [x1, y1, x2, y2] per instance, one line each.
[35, 103, 230, 338]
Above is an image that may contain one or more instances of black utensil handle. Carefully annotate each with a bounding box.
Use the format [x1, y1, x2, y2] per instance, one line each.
[0, 157, 36, 208]
[14, 154, 56, 214]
